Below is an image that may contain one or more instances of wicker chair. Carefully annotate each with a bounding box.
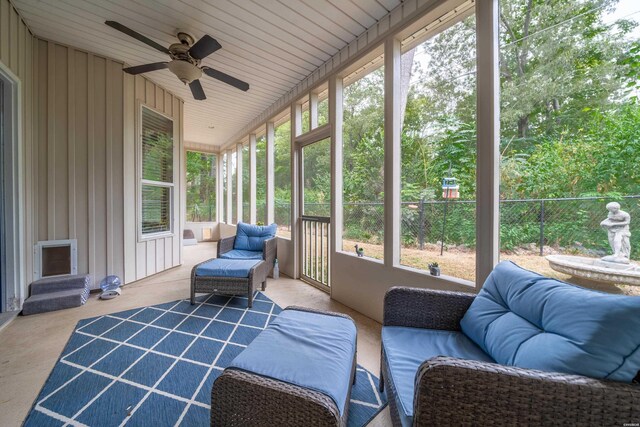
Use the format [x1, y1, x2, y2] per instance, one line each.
[380, 286, 640, 426]
[217, 234, 277, 275]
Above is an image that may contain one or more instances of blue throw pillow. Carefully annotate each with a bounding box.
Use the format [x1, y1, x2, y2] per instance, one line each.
[460, 261, 640, 383]
[234, 222, 277, 252]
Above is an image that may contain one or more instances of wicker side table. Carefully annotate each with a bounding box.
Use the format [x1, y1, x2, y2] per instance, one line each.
[211, 307, 358, 427]
[190, 258, 269, 308]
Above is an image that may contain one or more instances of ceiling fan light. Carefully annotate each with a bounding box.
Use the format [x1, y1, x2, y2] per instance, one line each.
[168, 60, 202, 84]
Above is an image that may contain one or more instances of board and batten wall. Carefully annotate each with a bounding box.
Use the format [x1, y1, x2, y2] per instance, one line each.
[2, 0, 186, 296]
[0, 0, 34, 307]
[33, 39, 184, 289]
[33, 39, 126, 289]
[123, 74, 184, 284]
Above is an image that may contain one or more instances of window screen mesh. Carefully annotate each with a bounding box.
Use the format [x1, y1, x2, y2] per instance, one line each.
[186, 151, 216, 222]
[142, 107, 173, 183]
[141, 106, 173, 235]
[142, 185, 171, 234]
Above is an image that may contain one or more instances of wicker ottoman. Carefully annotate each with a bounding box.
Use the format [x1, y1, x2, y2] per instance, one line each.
[211, 307, 358, 427]
[190, 258, 269, 308]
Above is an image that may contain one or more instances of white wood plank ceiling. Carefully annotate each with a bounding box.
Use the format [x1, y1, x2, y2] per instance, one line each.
[12, 0, 401, 146]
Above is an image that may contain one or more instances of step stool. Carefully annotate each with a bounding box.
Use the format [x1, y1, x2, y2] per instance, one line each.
[22, 275, 91, 316]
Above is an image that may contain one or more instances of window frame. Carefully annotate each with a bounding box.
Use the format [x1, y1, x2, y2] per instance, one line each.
[138, 103, 175, 241]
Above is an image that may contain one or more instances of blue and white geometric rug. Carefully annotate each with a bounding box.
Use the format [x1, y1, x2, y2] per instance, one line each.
[24, 292, 387, 426]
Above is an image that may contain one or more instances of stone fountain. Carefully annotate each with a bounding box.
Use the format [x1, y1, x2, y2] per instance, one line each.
[547, 202, 640, 286]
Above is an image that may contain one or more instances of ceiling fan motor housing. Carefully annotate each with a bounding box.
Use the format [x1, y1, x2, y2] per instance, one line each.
[168, 60, 202, 84]
[176, 31, 196, 46]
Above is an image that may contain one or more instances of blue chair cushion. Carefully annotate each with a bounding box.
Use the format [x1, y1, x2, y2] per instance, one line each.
[460, 261, 640, 383]
[229, 309, 357, 415]
[382, 326, 494, 427]
[234, 222, 277, 252]
[219, 249, 263, 260]
[194, 259, 260, 278]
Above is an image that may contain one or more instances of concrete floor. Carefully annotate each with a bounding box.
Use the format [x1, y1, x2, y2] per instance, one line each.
[0, 242, 391, 426]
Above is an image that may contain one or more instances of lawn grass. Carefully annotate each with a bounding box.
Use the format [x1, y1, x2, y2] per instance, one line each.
[278, 227, 639, 296]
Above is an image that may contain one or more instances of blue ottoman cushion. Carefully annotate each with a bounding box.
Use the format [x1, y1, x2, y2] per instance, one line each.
[460, 261, 640, 383]
[234, 222, 277, 252]
[195, 259, 260, 278]
[229, 309, 357, 415]
[382, 326, 494, 426]
[219, 249, 263, 260]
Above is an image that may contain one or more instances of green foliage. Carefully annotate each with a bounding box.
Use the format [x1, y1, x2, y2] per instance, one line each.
[275, 120, 292, 226]
[184, 0, 640, 257]
[186, 151, 216, 222]
[334, 0, 640, 254]
[256, 135, 267, 222]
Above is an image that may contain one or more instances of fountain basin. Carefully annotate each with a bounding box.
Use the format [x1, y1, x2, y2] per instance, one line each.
[547, 255, 640, 286]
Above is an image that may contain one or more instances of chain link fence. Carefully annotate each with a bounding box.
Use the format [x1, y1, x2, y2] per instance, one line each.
[268, 196, 640, 258]
[275, 201, 292, 231]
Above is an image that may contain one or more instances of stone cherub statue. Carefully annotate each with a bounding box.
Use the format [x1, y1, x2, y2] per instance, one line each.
[600, 202, 631, 264]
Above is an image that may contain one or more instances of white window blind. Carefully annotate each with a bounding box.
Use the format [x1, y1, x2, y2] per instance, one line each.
[141, 107, 173, 236]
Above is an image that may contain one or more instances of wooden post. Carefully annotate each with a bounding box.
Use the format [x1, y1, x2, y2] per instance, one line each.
[226, 149, 233, 223]
[236, 142, 243, 223]
[217, 152, 224, 223]
[310, 92, 318, 130]
[330, 75, 343, 273]
[291, 103, 303, 278]
[384, 37, 401, 267]
[476, 0, 501, 287]
[249, 133, 257, 224]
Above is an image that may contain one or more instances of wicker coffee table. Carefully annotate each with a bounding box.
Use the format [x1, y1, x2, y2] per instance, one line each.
[190, 258, 269, 308]
[212, 306, 358, 426]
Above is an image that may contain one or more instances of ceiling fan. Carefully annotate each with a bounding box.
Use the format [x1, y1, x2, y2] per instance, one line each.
[105, 21, 249, 100]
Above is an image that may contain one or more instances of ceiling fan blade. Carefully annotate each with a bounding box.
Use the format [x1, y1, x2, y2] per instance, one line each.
[123, 62, 168, 75]
[189, 79, 206, 100]
[188, 34, 222, 60]
[202, 67, 249, 92]
[105, 21, 170, 55]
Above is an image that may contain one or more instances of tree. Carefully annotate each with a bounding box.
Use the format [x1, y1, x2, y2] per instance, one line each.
[186, 151, 216, 222]
[500, 0, 634, 138]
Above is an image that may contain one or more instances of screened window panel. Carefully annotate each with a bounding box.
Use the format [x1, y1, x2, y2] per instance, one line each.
[142, 107, 173, 183]
[242, 144, 250, 222]
[186, 151, 216, 222]
[256, 136, 267, 224]
[141, 185, 171, 234]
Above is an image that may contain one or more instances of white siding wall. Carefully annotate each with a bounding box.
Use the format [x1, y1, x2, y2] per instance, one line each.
[0, 0, 34, 306]
[33, 40, 127, 289]
[123, 74, 184, 284]
[34, 40, 185, 289]
[2, 0, 185, 295]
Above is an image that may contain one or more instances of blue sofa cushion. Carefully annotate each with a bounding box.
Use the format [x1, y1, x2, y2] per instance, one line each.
[234, 222, 277, 252]
[229, 309, 357, 415]
[195, 259, 260, 278]
[460, 261, 640, 383]
[219, 249, 263, 260]
[382, 326, 493, 426]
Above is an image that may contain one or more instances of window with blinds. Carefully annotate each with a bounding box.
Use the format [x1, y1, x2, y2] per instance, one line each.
[140, 106, 174, 236]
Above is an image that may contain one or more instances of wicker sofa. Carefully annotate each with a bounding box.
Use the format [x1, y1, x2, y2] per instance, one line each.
[380, 262, 640, 426]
